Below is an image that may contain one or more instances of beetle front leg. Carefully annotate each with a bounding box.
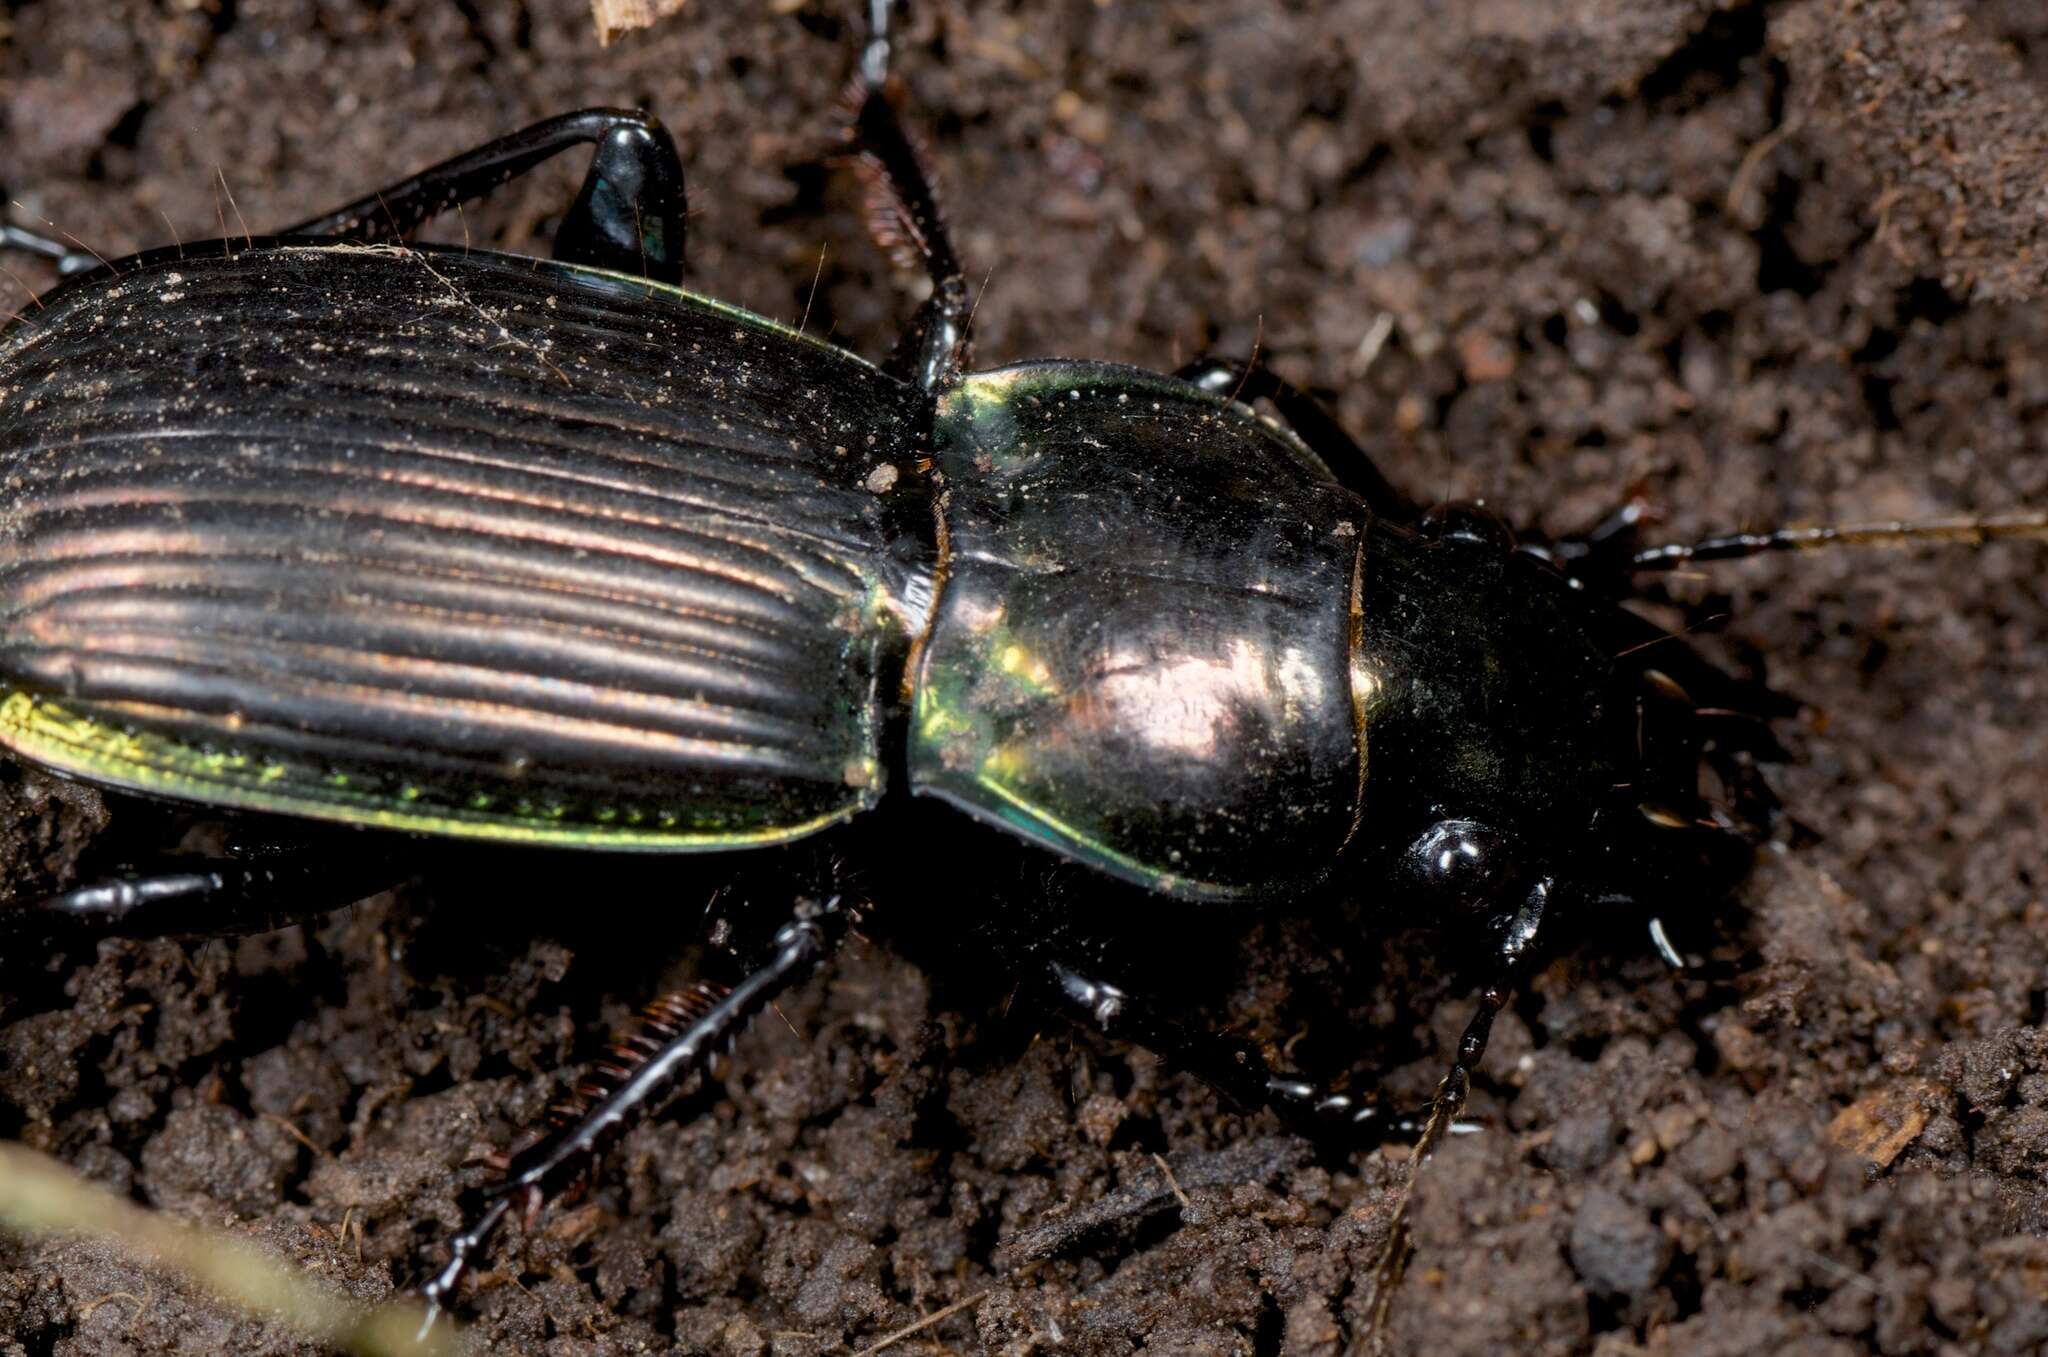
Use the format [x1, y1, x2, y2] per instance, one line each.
[283, 109, 687, 285]
[1041, 958, 1459, 1151]
[1176, 357, 1418, 523]
[1400, 874, 1550, 1147]
[417, 892, 852, 1331]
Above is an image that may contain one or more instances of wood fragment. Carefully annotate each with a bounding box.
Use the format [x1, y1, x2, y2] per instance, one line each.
[589, 0, 686, 44]
[1826, 1082, 1935, 1167]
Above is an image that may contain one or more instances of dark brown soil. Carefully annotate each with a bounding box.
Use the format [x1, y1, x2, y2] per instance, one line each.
[6, 1, 2048, 1353]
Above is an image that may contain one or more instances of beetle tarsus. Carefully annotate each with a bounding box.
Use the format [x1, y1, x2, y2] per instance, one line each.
[416, 1194, 511, 1339]
[1354, 968, 1525, 1351]
[417, 896, 851, 1315]
[0, 221, 103, 279]
[1263, 1081, 1486, 1145]
[1044, 957, 1478, 1151]
[0, 849, 406, 947]
[861, 0, 895, 88]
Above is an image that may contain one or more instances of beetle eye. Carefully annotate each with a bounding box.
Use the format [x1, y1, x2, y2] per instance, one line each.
[1400, 818, 1521, 915]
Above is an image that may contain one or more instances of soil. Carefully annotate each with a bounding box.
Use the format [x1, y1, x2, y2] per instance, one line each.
[4, 0, 2048, 1354]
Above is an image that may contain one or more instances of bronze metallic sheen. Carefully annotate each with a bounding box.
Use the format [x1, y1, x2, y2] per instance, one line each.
[910, 362, 1369, 900]
[0, 244, 925, 844]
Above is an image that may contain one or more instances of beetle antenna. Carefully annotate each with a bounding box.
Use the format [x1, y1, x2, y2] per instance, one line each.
[1632, 511, 2048, 572]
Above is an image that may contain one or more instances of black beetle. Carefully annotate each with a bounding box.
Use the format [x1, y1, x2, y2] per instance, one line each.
[1, 2, 2043, 1332]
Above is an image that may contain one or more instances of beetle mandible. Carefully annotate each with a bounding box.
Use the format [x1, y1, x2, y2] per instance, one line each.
[0, 0, 2043, 1331]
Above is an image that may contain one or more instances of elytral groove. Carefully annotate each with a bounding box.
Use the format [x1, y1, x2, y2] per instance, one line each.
[0, 243, 931, 846]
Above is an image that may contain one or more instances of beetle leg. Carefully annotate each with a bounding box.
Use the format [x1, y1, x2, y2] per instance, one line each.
[0, 222, 101, 279]
[1392, 872, 1548, 1157]
[0, 848, 408, 948]
[1175, 357, 1418, 523]
[848, 2, 972, 391]
[417, 893, 851, 1332]
[281, 110, 686, 286]
[1355, 975, 1519, 1341]
[552, 120, 688, 284]
[1348, 886, 1550, 1339]
[1354, 881, 1550, 1329]
[1041, 958, 1471, 1149]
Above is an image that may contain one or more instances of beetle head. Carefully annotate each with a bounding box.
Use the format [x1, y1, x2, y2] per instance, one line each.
[1385, 499, 1801, 965]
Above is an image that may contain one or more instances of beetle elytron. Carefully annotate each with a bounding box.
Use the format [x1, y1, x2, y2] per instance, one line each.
[1, 2, 2043, 1327]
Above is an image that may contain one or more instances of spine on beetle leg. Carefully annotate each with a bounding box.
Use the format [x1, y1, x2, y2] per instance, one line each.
[493, 904, 849, 1211]
[500, 979, 736, 1195]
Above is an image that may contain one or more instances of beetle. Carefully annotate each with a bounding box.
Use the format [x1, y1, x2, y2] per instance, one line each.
[1, 2, 2043, 1332]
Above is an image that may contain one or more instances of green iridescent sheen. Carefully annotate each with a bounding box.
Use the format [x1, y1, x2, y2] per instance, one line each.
[0, 688, 869, 851]
[911, 361, 1368, 901]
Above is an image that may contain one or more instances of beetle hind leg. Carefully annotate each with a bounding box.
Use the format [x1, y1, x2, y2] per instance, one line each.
[282, 109, 687, 286]
[417, 892, 852, 1330]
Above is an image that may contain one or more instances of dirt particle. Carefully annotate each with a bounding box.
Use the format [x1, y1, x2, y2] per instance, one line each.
[1827, 1083, 1936, 1167]
[1567, 1186, 1670, 1300]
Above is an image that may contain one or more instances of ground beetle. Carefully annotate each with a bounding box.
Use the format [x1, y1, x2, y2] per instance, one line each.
[1, 1, 2044, 1330]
